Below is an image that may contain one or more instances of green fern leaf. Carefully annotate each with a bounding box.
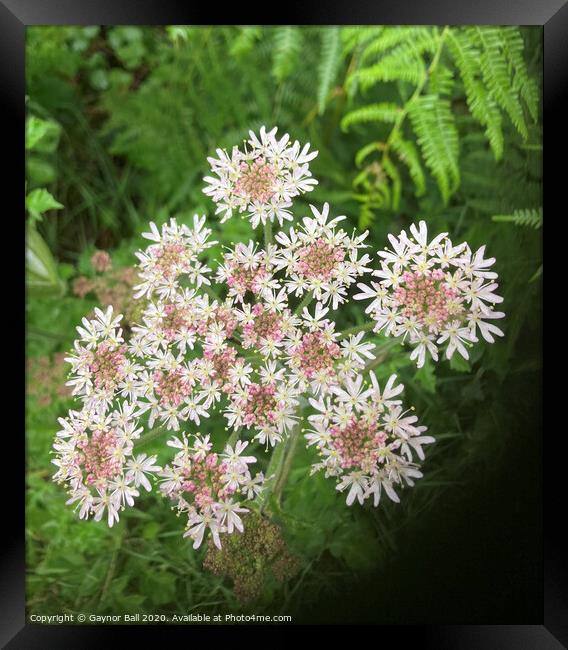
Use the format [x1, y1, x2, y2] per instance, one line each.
[359, 27, 436, 64]
[447, 29, 504, 160]
[272, 27, 303, 82]
[492, 207, 542, 228]
[408, 94, 459, 204]
[391, 134, 426, 196]
[473, 27, 528, 140]
[317, 28, 342, 114]
[341, 102, 401, 131]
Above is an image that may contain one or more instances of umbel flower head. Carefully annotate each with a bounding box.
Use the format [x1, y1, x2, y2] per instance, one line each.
[306, 372, 435, 506]
[53, 125, 506, 553]
[160, 433, 264, 549]
[52, 403, 161, 527]
[203, 126, 318, 228]
[354, 221, 505, 368]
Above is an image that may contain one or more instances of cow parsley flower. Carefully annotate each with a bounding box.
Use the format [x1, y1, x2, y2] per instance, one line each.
[305, 372, 434, 506]
[160, 433, 264, 549]
[354, 221, 505, 367]
[203, 126, 318, 228]
[52, 405, 161, 526]
[274, 203, 372, 308]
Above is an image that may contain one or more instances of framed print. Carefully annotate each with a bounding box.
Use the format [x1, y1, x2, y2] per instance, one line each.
[3, 0, 558, 643]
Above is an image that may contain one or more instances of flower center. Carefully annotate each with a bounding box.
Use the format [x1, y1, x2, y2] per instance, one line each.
[225, 260, 270, 298]
[204, 347, 239, 391]
[293, 331, 341, 379]
[242, 305, 284, 347]
[89, 342, 127, 390]
[162, 304, 192, 340]
[296, 239, 345, 281]
[330, 416, 386, 472]
[153, 242, 186, 279]
[240, 383, 279, 429]
[393, 270, 462, 330]
[180, 453, 235, 507]
[77, 429, 122, 485]
[234, 157, 276, 203]
[153, 368, 192, 406]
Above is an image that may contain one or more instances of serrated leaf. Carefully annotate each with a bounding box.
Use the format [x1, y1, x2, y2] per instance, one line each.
[26, 188, 63, 222]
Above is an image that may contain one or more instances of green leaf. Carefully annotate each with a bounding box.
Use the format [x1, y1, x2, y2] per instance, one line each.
[26, 188, 63, 222]
[414, 358, 437, 394]
[449, 354, 471, 373]
[26, 224, 66, 297]
[317, 28, 342, 114]
[341, 102, 400, 131]
[25, 116, 61, 152]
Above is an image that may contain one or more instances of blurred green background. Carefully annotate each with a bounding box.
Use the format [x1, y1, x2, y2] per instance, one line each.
[25, 26, 542, 623]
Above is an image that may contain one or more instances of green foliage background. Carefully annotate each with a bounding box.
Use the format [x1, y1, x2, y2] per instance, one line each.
[26, 26, 542, 623]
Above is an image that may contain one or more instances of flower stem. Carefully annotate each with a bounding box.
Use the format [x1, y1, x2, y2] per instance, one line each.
[272, 424, 301, 504]
[264, 219, 273, 248]
[134, 427, 168, 448]
[260, 438, 288, 514]
[226, 427, 242, 449]
[337, 320, 376, 339]
[294, 291, 314, 315]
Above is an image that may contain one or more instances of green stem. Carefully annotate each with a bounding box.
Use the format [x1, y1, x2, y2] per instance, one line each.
[337, 320, 376, 339]
[259, 437, 288, 514]
[272, 424, 301, 504]
[264, 219, 273, 248]
[226, 427, 242, 449]
[202, 284, 222, 304]
[294, 291, 314, 315]
[134, 427, 169, 448]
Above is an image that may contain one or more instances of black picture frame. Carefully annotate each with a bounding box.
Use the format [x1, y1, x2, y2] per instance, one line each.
[7, 1, 555, 644]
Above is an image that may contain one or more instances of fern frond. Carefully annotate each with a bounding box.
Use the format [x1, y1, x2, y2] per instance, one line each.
[447, 29, 504, 160]
[350, 50, 426, 91]
[472, 27, 528, 140]
[408, 94, 459, 204]
[428, 64, 454, 97]
[500, 26, 539, 122]
[355, 142, 383, 167]
[391, 134, 426, 196]
[341, 102, 401, 131]
[359, 27, 436, 65]
[492, 207, 542, 228]
[271, 27, 303, 82]
[341, 26, 384, 56]
[317, 28, 342, 114]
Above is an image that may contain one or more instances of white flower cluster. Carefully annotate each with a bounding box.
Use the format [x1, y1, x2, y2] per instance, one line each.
[52, 403, 160, 527]
[159, 435, 264, 549]
[53, 126, 507, 550]
[354, 221, 504, 368]
[203, 126, 318, 228]
[306, 373, 435, 506]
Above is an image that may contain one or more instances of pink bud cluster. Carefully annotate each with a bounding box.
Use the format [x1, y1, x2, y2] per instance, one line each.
[88, 341, 127, 391]
[153, 368, 193, 407]
[329, 417, 386, 472]
[238, 383, 279, 429]
[291, 330, 341, 380]
[234, 158, 277, 204]
[296, 239, 345, 281]
[393, 270, 461, 331]
[76, 429, 122, 486]
[242, 304, 286, 348]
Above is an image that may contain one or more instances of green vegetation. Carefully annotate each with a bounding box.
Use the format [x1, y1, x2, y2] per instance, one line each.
[26, 26, 542, 622]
